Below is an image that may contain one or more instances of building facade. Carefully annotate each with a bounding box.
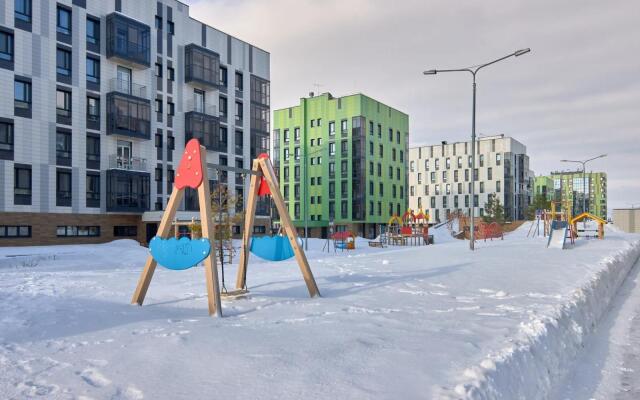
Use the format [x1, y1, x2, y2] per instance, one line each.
[613, 208, 640, 233]
[408, 135, 533, 223]
[273, 93, 409, 239]
[0, 0, 270, 246]
[534, 171, 607, 220]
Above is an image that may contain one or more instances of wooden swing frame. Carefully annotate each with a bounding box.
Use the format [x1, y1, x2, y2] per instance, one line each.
[235, 154, 320, 298]
[131, 143, 223, 316]
[131, 149, 319, 318]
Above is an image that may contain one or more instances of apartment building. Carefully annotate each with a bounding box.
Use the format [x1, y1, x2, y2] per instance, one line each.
[408, 135, 533, 223]
[534, 171, 607, 220]
[0, 0, 270, 246]
[273, 93, 409, 239]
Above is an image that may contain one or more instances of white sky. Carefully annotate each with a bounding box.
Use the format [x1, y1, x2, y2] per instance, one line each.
[184, 0, 640, 212]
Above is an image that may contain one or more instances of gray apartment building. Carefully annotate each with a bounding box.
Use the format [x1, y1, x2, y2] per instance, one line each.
[0, 0, 270, 246]
[408, 135, 533, 223]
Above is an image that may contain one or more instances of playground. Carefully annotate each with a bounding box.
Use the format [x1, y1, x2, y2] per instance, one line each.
[1, 222, 639, 399]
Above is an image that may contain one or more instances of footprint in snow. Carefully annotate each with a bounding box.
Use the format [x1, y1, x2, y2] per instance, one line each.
[79, 368, 111, 388]
[18, 380, 59, 397]
[111, 385, 144, 400]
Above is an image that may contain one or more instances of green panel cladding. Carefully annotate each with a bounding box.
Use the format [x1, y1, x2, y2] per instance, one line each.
[534, 172, 607, 219]
[273, 93, 409, 233]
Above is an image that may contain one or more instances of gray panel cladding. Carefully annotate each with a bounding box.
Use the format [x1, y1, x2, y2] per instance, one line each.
[202, 24, 206, 47]
[0, 3, 5, 26]
[227, 35, 232, 64]
[0, 162, 5, 211]
[32, 34, 41, 78]
[72, 167, 80, 212]
[40, 0, 50, 37]
[40, 163, 49, 211]
[249, 46, 253, 73]
[157, 2, 163, 16]
[116, 0, 122, 12]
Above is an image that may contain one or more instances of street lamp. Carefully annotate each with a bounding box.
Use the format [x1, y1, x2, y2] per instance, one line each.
[423, 48, 531, 250]
[560, 154, 607, 218]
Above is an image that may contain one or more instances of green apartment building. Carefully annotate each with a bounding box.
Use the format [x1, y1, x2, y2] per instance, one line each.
[273, 93, 409, 238]
[534, 171, 607, 219]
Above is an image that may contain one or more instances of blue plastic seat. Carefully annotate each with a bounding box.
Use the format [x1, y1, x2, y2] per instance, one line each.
[250, 236, 295, 261]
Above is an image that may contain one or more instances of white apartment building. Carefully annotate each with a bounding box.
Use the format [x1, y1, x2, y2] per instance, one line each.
[0, 0, 270, 246]
[408, 135, 533, 224]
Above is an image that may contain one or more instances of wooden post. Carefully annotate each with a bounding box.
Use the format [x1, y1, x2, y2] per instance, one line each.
[197, 146, 222, 317]
[131, 187, 184, 305]
[235, 159, 260, 290]
[258, 157, 320, 298]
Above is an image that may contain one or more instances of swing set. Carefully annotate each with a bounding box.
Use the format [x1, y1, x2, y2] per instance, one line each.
[131, 139, 320, 317]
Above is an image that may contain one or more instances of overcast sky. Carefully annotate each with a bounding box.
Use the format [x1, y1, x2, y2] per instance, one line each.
[185, 0, 640, 212]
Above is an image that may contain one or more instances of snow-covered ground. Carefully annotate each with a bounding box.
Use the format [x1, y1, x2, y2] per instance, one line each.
[552, 253, 640, 399]
[1, 224, 639, 399]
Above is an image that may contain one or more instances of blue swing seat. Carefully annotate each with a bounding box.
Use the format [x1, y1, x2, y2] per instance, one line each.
[250, 236, 295, 261]
[149, 236, 211, 270]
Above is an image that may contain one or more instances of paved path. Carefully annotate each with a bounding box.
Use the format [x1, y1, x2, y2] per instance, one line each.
[554, 256, 640, 399]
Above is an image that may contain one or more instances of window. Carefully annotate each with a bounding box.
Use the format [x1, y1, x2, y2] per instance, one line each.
[379, 144, 383, 157]
[389, 128, 393, 141]
[294, 147, 300, 160]
[294, 127, 300, 141]
[57, 226, 100, 237]
[442, 170, 447, 183]
[0, 225, 31, 238]
[431, 197, 436, 208]
[155, 99, 163, 113]
[479, 154, 484, 167]
[14, 79, 31, 109]
[496, 181, 501, 192]
[341, 119, 348, 133]
[155, 16, 162, 29]
[87, 17, 100, 45]
[454, 170, 459, 182]
[392, 148, 396, 161]
[457, 156, 462, 168]
[235, 101, 243, 122]
[0, 122, 14, 154]
[435, 159, 440, 170]
[86, 135, 100, 167]
[487, 167, 493, 180]
[283, 148, 289, 161]
[57, 48, 71, 76]
[56, 89, 71, 118]
[430, 172, 435, 183]
[219, 66, 227, 86]
[397, 131, 401, 144]
[235, 71, 243, 91]
[57, 6, 71, 35]
[87, 96, 100, 121]
[15, 0, 32, 22]
[410, 160, 415, 172]
[114, 226, 137, 237]
[0, 31, 14, 61]
[425, 159, 429, 171]
[377, 124, 382, 138]
[219, 96, 227, 117]
[56, 169, 72, 206]
[317, 118, 322, 126]
[155, 62, 162, 77]
[446, 158, 451, 169]
[167, 21, 174, 34]
[329, 142, 336, 156]
[86, 173, 100, 207]
[56, 131, 72, 163]
[14, 165, 31, 205]
[167, 67, 175, 81]
[496, 153, 501, 166]
[167, 102, 175, 116]
[435, 184, 440, 195]
[400, 151, 404, 162]
[329, 121, 335, 135]
[446, 184, 451, 195]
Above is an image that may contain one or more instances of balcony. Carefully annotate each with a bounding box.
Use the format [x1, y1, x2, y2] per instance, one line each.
[185, 44, 220, 88]
[106, 169, 150, 213]
[108, 155, 148, 172]
[106, 13, 150, 68]
[185, 105, 221, 151]
[107, 80, 151, 140]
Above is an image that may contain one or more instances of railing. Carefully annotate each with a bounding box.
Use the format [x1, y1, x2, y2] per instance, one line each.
[56, 108, 71, 118]
[186, 100, 218, 117]
[109, 78, 147, 98]
[108, 155, 148, 171]
[114, 114, 150, 137]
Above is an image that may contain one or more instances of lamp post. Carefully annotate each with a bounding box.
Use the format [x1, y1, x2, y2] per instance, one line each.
[560, 154, 606, 221]
[423, 48, 531, 250]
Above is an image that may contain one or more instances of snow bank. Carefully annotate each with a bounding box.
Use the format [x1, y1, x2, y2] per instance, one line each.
[448, 235, 640, 399]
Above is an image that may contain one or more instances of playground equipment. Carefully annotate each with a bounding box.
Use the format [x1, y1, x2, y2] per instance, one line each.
[235, 153, 320, 298]
[131, 138, 223, 316]
[131, 141, 319, 317]
[477, 222, 504, 241]
[547, 220, 570, 249]
[386, 209, 432, 246]
[333, 231, 356, 250]
[570, 212, 606, 240]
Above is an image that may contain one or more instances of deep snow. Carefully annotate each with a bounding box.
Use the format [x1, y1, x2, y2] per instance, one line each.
[1, 224, 639, 399]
